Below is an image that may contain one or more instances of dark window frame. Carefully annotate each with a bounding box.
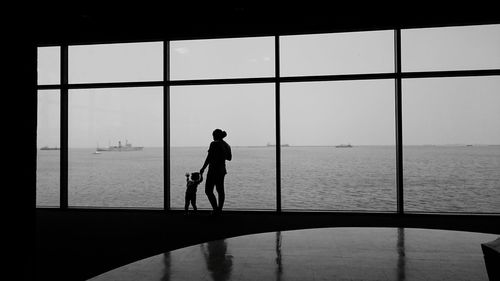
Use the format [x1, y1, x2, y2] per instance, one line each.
[36, 24, 500, 214]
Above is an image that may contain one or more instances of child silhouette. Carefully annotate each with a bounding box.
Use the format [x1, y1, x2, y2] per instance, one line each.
[185, 172, 203, 215]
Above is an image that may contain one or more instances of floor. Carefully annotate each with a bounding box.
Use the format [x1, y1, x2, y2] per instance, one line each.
[88, 227, 496, 281]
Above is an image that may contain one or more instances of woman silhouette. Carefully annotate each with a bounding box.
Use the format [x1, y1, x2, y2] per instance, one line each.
[200, 129, 232, 215]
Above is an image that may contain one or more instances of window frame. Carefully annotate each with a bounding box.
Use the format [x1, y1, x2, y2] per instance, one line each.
[36, 24, 500, 214]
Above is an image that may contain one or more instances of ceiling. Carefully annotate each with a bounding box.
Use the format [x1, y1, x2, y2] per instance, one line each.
[17, 2, 500, 44]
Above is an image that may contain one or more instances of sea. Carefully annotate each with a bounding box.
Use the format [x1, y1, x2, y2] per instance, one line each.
[36, 146, 500, 213]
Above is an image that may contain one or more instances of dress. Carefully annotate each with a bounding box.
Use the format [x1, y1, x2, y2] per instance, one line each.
[206, 140, 232, 176]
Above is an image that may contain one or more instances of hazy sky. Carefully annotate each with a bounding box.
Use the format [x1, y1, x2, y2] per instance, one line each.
[37, 24, 500, 148]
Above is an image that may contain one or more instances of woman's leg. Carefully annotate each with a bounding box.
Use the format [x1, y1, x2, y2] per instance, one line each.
[215, 174, 226, 212]
[205, 175, 218, 211]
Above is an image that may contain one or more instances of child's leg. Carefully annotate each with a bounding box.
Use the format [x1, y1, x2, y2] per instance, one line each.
[184, 193, 190, 212]
[191, 195, 197, 211]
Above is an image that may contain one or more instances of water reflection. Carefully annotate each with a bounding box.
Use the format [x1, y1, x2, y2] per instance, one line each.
[160, 252, 171, 281]
[396, 228, 406, 281]
[201, 240, 233, 281]
[157, 229, 406, 281]
[275, 231, 283, 281]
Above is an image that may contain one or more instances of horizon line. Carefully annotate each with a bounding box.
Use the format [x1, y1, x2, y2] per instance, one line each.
[40, 144, 500, 149]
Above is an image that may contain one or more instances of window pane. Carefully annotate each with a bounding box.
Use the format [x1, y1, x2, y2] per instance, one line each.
[280, 30, 394, 77]
[37, 90, 60, 207]
[69, 42, 163, 83]
[403, 77, 500, 213]
[170, 84, 275, 210]
[281, 80, 396, 211]
[170, 37, 274, 80]
[402, 24, 500, 71]
[68, 87, 163, 208]
[38, 47, 60, 85]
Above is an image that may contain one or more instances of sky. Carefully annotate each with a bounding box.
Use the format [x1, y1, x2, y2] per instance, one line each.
[37, 24, 500, 148]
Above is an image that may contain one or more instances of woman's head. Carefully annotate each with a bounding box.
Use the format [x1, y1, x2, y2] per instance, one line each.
[212, 129, 227, 140]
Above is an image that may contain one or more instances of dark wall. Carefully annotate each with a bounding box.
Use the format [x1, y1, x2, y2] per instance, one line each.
[5, 4, 37, 277]
[16, 3, 500, 280]
[32, 2, 500, 44]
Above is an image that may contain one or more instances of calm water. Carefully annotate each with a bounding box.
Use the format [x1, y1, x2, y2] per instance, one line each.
[36, 146, 500, 213]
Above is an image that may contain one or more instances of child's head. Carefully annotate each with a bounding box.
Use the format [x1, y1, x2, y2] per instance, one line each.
[190, 172, 200, 181]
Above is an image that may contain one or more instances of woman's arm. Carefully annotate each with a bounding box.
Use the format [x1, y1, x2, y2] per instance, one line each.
[200, 154, 209, 174]
[200, 143, 213, 174]
[225, 142, 232, 161]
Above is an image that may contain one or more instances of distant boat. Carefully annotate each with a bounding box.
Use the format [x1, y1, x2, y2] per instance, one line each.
[466, 144, 473, 147]
[96, 140, 143, 152]
[267, 143, 290, 147]
[335, 144, 353, 148]
[40, 146, 60, 150]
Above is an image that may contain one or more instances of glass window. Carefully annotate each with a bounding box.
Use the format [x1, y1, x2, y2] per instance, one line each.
[281, 80, 396, 211]
[170, 37, 274, 80]
[402, 24, 500, 72]
[37, 47, 60, 85]
[69, 42, 163, 83]
[68, 87, 163, 208]
[170, 84, 275, 210]
[280, 30, 394, 77]
[37, 90, 60, 207]
[403, 77, 500, 213]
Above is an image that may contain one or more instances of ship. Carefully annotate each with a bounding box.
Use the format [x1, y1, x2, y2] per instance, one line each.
[40, 146, 60, 150]
[335, 144, 353, 148]
[96, 140, 143, 152]
[267, 142, 290, 147]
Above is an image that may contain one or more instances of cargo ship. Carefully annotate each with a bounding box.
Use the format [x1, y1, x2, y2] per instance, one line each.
[40, 146, 60, 150]
[335, 144, 353, 148]
[96, 140, 143, 152]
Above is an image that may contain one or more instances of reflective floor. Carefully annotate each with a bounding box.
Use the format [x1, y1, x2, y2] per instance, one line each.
[89, 227, 497, 281]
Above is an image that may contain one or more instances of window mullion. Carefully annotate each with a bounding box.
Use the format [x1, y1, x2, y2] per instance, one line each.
[60, 44, 68, 209]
